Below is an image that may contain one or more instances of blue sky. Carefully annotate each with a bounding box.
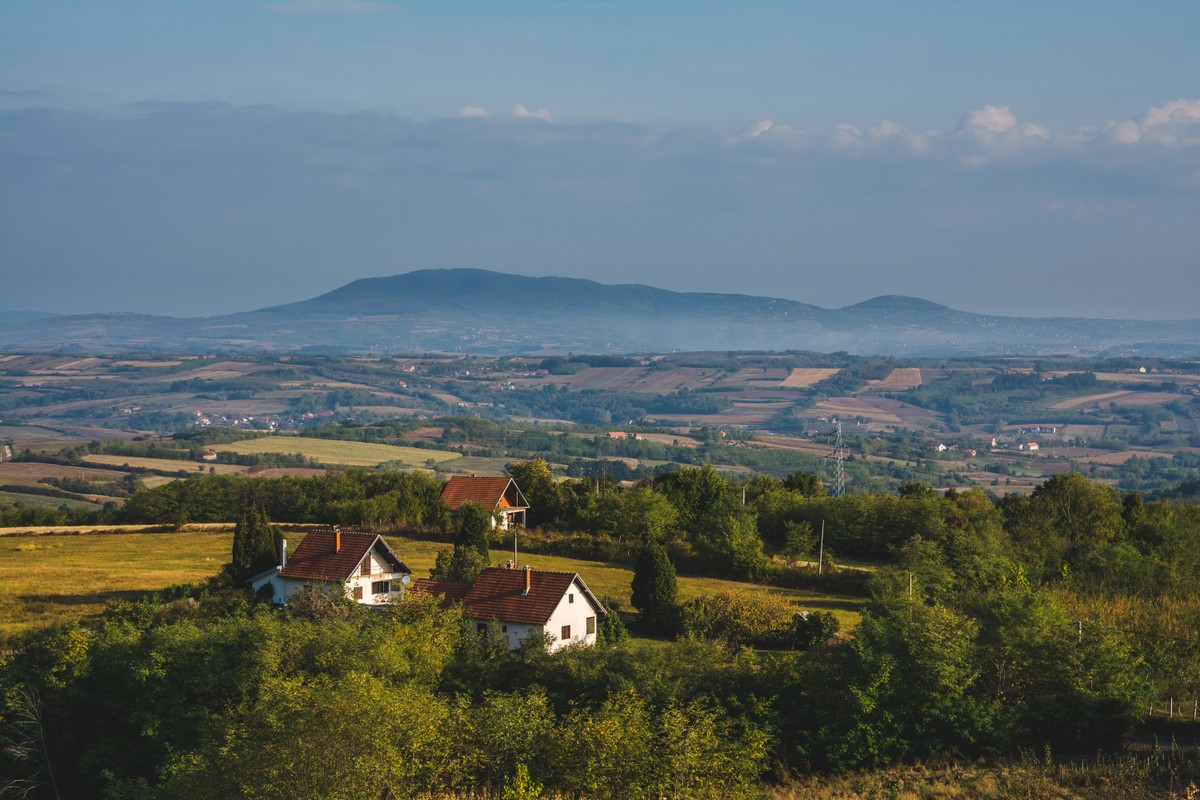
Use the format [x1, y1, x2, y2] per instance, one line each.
[2, 1, 1199, 319]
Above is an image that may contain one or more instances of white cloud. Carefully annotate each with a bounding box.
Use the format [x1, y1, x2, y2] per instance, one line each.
[869, 120, 902, 139]
[1138, 98, 1200, 146]
[512, 104, 554, 123]
[1108, 120, 1141, 145]
[457, 106, 489, 119]
[1020, 122, 1050, 140]
[263, 0, 388, 13]
[744, 118, 775, 138]
[1143, 98, 1200, 127]
[831, 123, 863, 148]
[962, 104, 1017, 135]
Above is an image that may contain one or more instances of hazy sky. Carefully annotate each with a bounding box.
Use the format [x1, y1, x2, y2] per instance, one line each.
[2, 1, 1199, 319]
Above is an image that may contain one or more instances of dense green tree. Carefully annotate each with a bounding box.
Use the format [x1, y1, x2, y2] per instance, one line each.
[1002, 472, 1126, 582]
[783, 471, 826, 497]
[430, 545, 487, 583]
[612, 485, 678, 545]
[506, 459, 562, 528]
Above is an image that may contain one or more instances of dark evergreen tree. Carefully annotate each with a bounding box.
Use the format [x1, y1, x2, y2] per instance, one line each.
[230, 505, 281, 583]
[631, 541, 677, 630]
[455, 501, 493, 563]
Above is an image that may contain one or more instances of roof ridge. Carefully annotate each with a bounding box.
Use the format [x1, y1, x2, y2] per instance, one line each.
[484, 565, 577, 576]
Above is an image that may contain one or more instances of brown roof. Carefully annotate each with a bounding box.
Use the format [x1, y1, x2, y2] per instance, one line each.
[279, 529, 409, 581]
[411, 567, 604, 625]
[441, 476, 528, 511]
[410, 578, 472, 608]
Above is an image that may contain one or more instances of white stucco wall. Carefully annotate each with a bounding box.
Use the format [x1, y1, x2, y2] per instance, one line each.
[542, 579, 600, 652]
[249, 547, 407, 607]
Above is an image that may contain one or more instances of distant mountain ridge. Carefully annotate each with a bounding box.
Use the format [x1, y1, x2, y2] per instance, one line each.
[3, 268, 1199, 357]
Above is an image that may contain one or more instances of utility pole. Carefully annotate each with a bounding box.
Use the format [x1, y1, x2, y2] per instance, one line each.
[818, 520, 825, 576]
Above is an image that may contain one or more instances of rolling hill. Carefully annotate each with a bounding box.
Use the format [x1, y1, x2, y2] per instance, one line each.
[3, 268, 1199, 357]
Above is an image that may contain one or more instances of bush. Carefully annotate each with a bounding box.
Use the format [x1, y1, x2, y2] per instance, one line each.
[680, 589, 797, 649]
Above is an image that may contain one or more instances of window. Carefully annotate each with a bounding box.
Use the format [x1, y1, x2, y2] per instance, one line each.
[586, 616, 596, 635]
[361, 560, 372, 576]
[561, 625, 571, 641]
[501, 625, 508, 633]
[372, 580, 390, 595]
[353, 586, 364, 601]
[568, 593, 574, 604]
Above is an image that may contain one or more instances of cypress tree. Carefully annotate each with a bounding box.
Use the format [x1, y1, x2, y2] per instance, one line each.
[231, 514, 251, 581]
[631, 541, 677, 629]
[230, 505, 281, 583]
[455, 501, 492, 563]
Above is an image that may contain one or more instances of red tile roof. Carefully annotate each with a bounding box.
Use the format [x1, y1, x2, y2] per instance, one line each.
[410, 578, 472, 607]
[279, 529, 409, 582]
[441, 476, 528, 511]
[414, 566, 606, 625]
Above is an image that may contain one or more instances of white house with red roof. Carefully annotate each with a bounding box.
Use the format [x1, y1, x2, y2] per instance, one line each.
[248, 528, 412, 606]
[413, 564, 606, 652]
[440, 475, 529, 530]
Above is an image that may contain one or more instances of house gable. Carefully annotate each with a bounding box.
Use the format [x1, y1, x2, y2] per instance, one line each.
[413, 566, 605, 650]
[278, 529, 409, 583]
[441, 476, 528, 512]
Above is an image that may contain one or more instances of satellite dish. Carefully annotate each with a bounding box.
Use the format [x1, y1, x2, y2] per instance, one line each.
[401, 575, 411, 585]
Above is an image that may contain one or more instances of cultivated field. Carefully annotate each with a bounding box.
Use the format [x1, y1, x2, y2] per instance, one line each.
[812, 397, 899, 424]
[1047, 391, 1188, 410]
[0, 491, 102, 511]
[433, 456, 514, 476]
[778, 368, 841, 389]
[213, 436, 463, 468]
[0, 461, 131, 486]
[0, 529, 865, 636]
[634, 432, 703, 448]
[84, 454, 251, 474]
[153, 361, 285, 382]
[863, 367, 924, 391]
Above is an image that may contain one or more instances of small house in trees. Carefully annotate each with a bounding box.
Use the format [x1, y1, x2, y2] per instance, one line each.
[440, 475, 529, 530]
[248, 528, 411, 606]
[413, 565, 605, 652]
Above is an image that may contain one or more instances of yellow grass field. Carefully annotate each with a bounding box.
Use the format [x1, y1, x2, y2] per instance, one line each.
[0, 529, 864, 636]
[0, 531, 231, 635]
[83, 454, 250, 474]
[778, 368, 841, 388]
[863, 367, 924, 391]
[213, 436, 463, 468]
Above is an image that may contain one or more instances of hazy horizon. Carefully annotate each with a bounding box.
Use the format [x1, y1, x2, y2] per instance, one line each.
[2, 2, 1198, 320]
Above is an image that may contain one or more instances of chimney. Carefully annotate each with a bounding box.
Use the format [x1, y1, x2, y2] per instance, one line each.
[334, 527, 341, 553]
[280, 539, 288, 568]
[522, 564, 531, 596]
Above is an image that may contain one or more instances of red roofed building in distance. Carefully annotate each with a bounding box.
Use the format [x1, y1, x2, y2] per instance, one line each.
[440, 475, 529, 530]
[248, 528, 411, 606]
[413, 565, 606, 652]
